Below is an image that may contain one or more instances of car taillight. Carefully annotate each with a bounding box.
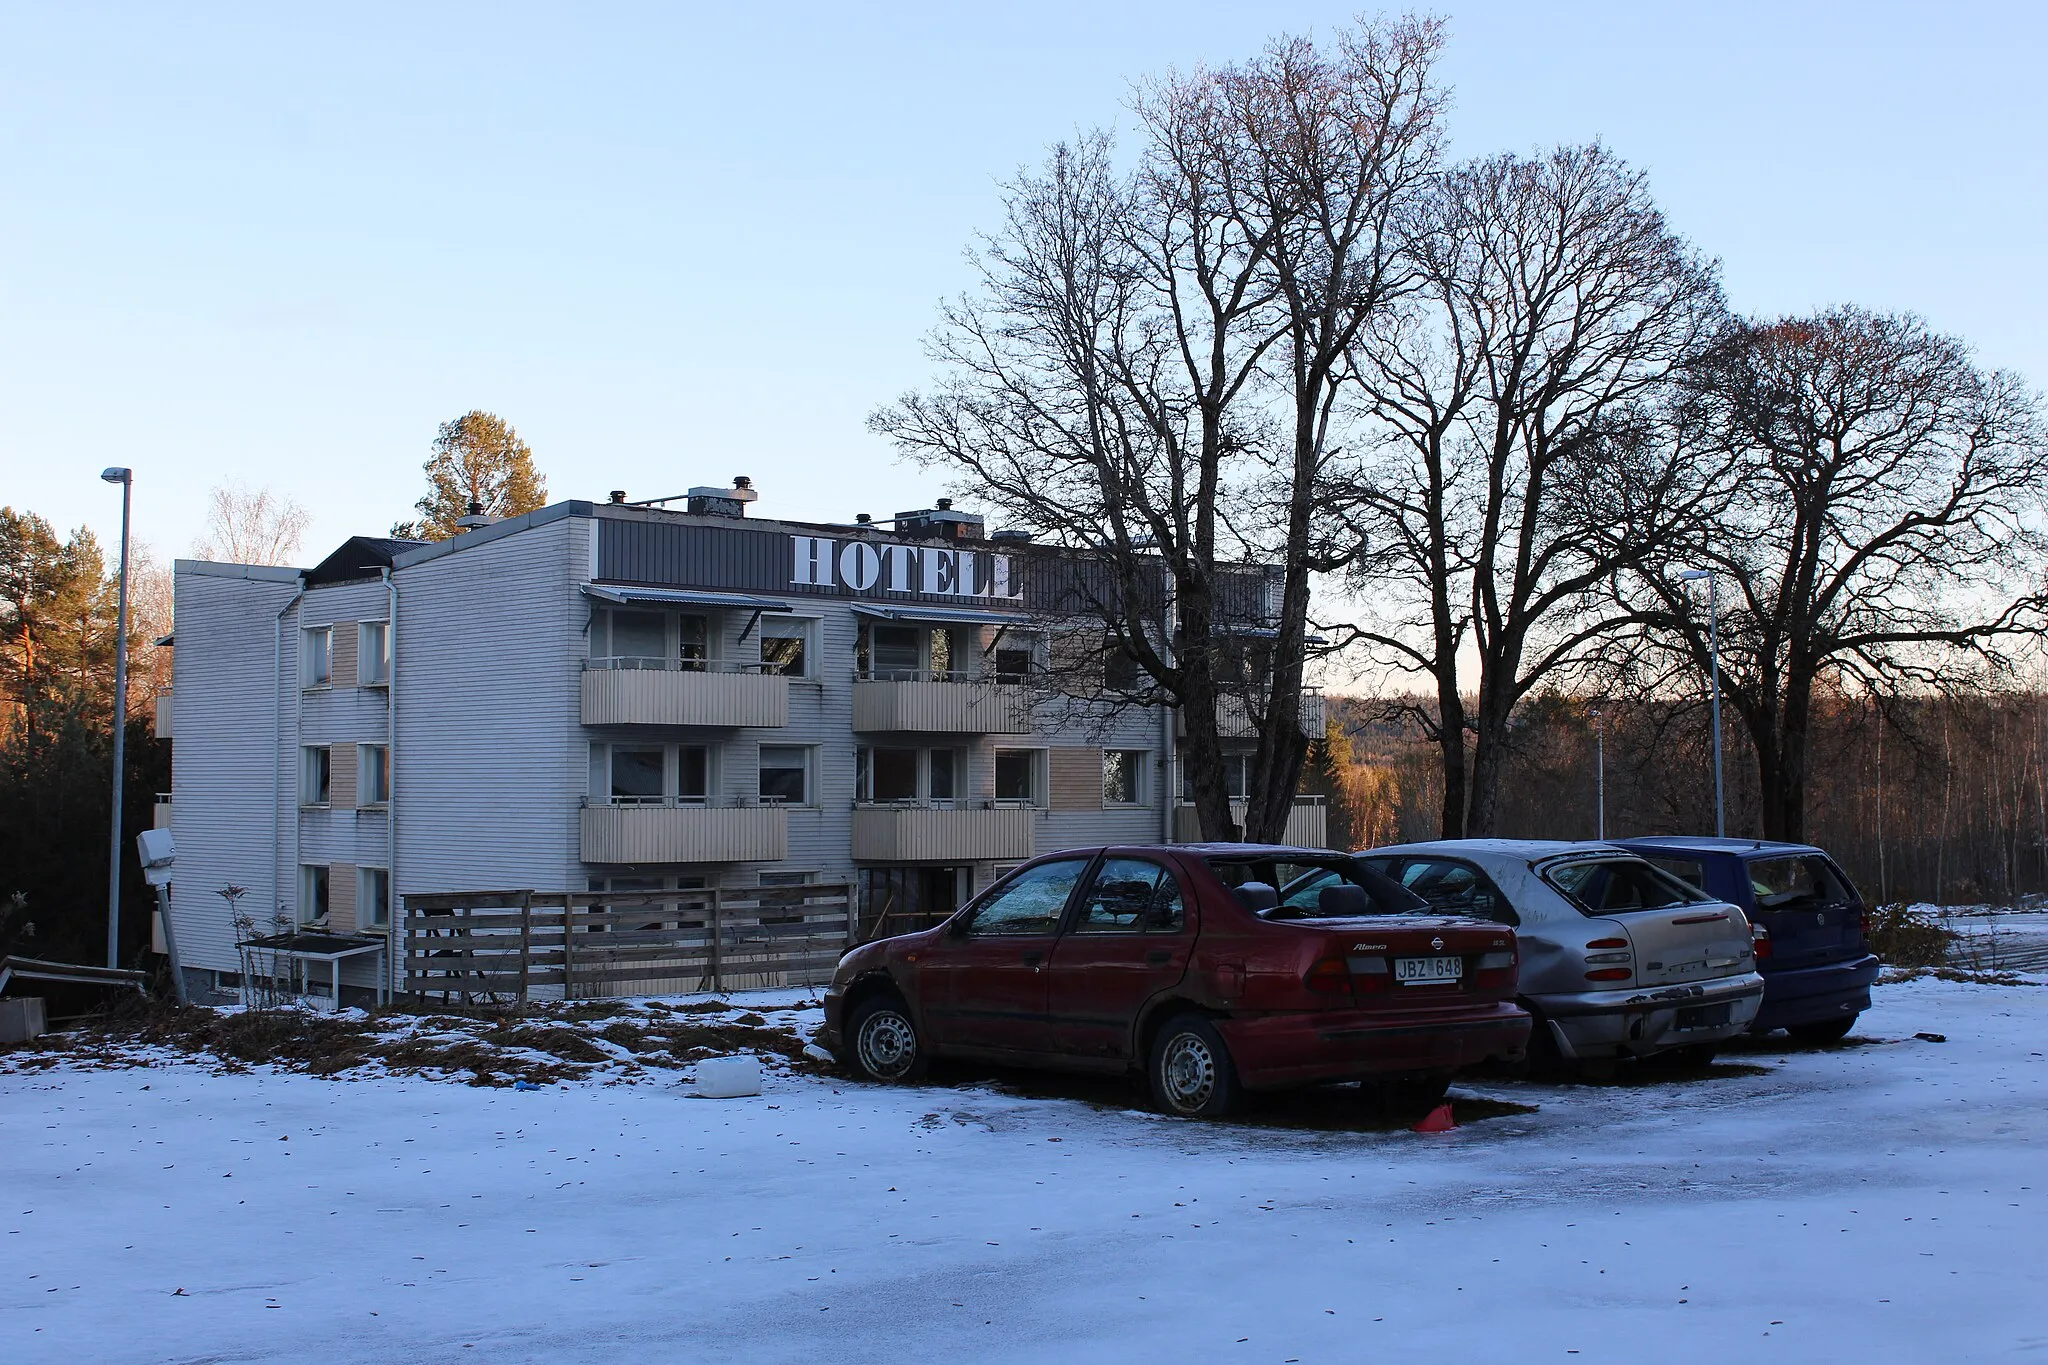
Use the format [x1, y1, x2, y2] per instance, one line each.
[1306, 957, 1351, 995]
[1476, 951, 1515, 970]
[1474, 948, 1517, 989]
[1349, 956, 1390, 993]
[1857, 905, 1870, 944]
[1752, 921, 1772, 961]
[1584, 937, 1633, 982]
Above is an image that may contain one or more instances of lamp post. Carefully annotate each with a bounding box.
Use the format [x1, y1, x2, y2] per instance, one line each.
[1678, 568, 1725, 838]
[1591, 705, 1605, 840]
[102, 467, 133, 968]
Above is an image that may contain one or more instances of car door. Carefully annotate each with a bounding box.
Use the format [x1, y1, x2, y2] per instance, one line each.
[1045, 855, 1195, 1065]
[919, 856, 1093, 1056]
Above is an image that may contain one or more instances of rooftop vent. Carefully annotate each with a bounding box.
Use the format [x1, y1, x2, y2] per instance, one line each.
[854, 513, 873, 525]
[991, 528, 1034, 544]
[608, 489, 627, 504]
[454, 498, 497, 532]
[687, 477, 760, 519]
[895, 502, 985, 541]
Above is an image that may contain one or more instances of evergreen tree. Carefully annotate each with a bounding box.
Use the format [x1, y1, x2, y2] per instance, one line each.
[392, 411, 549, 540]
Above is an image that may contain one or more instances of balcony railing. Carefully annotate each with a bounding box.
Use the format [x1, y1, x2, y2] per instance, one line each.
[1178, 688, 1325, 739]
[1174, 795, 1328, 848]
[851, 672, 1031, 733]
[580, 799, 789, 864]
[851, 801, 1036, 862]
[154, 792, 173, 830]
[582, 657, 788, 728]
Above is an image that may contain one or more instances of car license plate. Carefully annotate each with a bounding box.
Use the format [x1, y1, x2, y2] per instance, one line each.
[1676, 1002, 1731, 1030]
[1395, 956, 1462, 985]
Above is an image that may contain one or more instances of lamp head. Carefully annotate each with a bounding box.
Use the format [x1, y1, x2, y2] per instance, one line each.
[1677, 569, 1712, 582]
[101, 467, 132, 484]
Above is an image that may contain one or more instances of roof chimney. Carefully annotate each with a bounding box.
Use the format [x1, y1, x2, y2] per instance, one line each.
[454, 498, 497, 532]
[609, 489, 627, 504]
[686, 477, 759, 519]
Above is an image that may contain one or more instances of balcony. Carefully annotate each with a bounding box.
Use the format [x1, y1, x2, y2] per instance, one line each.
[153, 690, 172, 739]
[580, 800, 789, 864]
[1178, 688, 1325, 739]
[852, 672, 1031, 734]
[1174, 795, 1328, 848]
[154, 793, 172, 830]
[851, 803, 1036, 862]
[581, 660, 788, 729]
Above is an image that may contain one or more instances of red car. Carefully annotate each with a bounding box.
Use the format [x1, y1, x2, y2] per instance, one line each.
[821, 844, 1531, 1117]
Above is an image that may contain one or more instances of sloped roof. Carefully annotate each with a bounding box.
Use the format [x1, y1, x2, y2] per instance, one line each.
[306, 536, 427, 586]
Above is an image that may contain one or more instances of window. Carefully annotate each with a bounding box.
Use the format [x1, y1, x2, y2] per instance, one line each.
[927, 748, 959, 802]
[608, 610, 667, 669]
[1747, 856, 1851, 909]
[358, 867, 391, 928]
[861, 747, 920, 802]
[1209, 854, 1427, 919]
[301, 746, 331, 804]
[994, 748, 1040, 804]
[299, 864, 330, 924]
[678, 614, 709, 671]
[1073, 857, 1184, 934]
[1544, 857, 1710, 915]
[761, 617, 812, 678]
[760, 870, 817, 887]
[611, 746, 665, 803]
[302, 626, 332, 687]
[1103, 639, 1141, 692]
[358, 621, 390, 685]
[1376, 857, 1515, 924]
[1644, 856, 1706, 891]
[1103, 750, 1146, 805]
[1182, 753, 1251, 801]
[866, 625, 921, 679]
[759, 746, 809, 805]
[677, 746, 709, 802]
[359, 744, 390, 805]
[993, 645, 1034, 683]
[962, 858, 1089, 936]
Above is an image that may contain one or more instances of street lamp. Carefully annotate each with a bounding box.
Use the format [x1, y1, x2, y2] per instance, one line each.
[1590, 705, 1606, 840]
[1678, 568, 1725, 838]
[101, 466, 133, 969]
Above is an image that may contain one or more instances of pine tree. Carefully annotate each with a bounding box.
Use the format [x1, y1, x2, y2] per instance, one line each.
[392, 411, 549, 540]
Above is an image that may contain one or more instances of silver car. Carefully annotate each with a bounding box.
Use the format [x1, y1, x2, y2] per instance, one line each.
[1357, 840, 1765, 1066]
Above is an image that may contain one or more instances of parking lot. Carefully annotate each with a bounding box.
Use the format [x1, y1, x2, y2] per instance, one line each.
[4, 974, 2044, 1364]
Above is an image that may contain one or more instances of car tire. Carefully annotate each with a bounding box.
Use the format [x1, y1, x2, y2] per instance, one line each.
[846, 994, 928, 1084]
[1789, 1016, 1857, 1046]
[1366, 1069, 1454, 1123]
[1148, 1014, 1241, 1118]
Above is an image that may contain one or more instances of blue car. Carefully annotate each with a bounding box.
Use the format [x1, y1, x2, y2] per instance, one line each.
[1611, 837, 1881, 1042]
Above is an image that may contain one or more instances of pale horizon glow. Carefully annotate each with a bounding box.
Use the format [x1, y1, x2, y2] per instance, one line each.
[3, 2, 2042, 579]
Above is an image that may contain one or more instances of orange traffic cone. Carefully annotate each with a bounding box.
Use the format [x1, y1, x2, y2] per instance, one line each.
[1411, 1102, 1457, 1133]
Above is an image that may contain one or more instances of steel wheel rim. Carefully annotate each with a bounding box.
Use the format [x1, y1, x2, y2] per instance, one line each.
[1161, 1032, 1216, 1112]
[856, 1010, 918, 1080]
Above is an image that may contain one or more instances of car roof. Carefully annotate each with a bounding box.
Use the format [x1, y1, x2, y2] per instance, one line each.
[1171, 842, 1345, 858]
[1612, 835, 1829, 858]
[1361, 838, 1603, 860]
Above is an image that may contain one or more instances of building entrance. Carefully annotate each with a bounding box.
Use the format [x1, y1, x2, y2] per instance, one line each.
[857, 865, 965, 942]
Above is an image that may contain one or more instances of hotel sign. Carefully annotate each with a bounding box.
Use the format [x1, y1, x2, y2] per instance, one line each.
[790, 535, 1025, 603]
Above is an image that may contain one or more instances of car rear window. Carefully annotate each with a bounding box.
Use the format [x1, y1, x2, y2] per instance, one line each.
[1642, 855, 1706, 891]
[1206, 855, 1425, 919]
[1542, 857, 1711, 915]
[1747, 856, 1851, 909]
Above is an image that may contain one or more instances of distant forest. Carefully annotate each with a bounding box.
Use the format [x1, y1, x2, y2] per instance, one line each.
[1310, 691, 2048, 907]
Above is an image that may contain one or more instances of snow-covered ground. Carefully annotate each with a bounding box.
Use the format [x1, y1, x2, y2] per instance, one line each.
[5, 977, 2044, 1364]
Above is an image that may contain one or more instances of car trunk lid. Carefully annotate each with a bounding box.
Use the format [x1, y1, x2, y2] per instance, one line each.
[1302, 917, 1519, 1004]
[1741, 854, 1865, 970]
[1541, 855, 1754, 986]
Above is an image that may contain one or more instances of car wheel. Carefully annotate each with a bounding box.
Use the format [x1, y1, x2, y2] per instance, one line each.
[1148, 1014, 1240, 1118]
[1789, 1016, 1857, 1046]
[1366, 1069, 1454, 1123]
[847, 994, 928, 1084]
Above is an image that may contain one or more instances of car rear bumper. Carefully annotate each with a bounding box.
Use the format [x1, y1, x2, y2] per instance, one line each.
[1216, 1001, 1531, 1089]
[1753, 953, 1881, 1032]
[1529, 971, 1766, 1059]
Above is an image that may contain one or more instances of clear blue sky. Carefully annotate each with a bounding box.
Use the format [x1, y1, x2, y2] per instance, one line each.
[4, 1, 2043, 563]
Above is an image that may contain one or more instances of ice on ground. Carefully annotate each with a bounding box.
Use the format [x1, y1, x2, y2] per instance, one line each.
[3, 977, 2044, 1363]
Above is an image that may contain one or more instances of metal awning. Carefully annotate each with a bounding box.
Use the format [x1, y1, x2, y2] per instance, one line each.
[850, 603, 1032, 627]
[0, 955, 147, 995]
[582, 585, 795, 612]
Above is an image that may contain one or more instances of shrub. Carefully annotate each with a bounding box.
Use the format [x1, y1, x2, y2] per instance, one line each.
[1867, 903, 1954, 968]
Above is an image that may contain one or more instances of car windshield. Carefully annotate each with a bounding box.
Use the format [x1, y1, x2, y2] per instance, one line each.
[1542, 856, 1711, 915]
[1206, 855, 1426, 919]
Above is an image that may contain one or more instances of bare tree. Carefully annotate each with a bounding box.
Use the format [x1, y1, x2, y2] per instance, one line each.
[192, 482, 311, 566]
[873, 16, 1445, 841]
[1345, 143, 1726, 836]
[1632, 307, 2048, 842]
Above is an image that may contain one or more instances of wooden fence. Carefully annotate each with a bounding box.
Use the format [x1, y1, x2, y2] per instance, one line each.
[402, 884, 853, 1005]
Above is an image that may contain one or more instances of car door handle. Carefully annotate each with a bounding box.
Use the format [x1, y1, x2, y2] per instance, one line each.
[1145, 951, 1172, 966]
[1022, 951, 1046, 969]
